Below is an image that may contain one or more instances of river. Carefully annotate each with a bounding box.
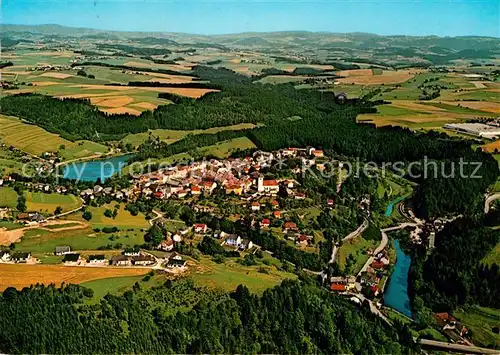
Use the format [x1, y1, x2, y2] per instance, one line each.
[383, 198, 413, 318]
[62, 154, 133, 182]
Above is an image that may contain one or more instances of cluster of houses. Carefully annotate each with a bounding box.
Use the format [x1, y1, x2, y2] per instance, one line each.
[330, 276, 357, 292]
[80, 185, 131, 201]
[370, 250, 390, 270]
[16, 212, 45, 225]
[433, 313, 470, 344]
[0, 251, 33, 264]
[52, 245, 187, 270]
[129, 147, 326, 203]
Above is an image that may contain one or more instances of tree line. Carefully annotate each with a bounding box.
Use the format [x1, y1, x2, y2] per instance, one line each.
[0, 279, 416, 354]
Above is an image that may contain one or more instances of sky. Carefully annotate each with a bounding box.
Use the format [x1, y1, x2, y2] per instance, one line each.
[2, 0, 499, 37]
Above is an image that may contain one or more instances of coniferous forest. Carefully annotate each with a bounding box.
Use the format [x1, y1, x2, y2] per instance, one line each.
[0, 280, 417, 354]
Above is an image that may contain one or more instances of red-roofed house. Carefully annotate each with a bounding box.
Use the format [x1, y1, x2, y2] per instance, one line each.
[283, 221, 298, 233]
[257, 176, 279, 194]
[191, 185, 201, 195]
[271, 200, 280, 209]
[159, 239, 174, 251]
[311, 149, 324, 158]
[202, 181, 217, 194]
[327, 199, 335, 207]
[154, 191, 164, 199]
[194, 224, 208, 234]
[260, 218, 270, 228]
[331, 283, 346, 292]
[251, 201, 260, 211]
[296, 234, 309, 246]
[273, 210, 281, 219]
[371, 261, 386, 269]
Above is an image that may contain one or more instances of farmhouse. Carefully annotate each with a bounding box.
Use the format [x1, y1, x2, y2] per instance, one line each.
[123, 248, 141, 257]
[111, 255, 132, 266]
[63, 253, 81, 266]
[0, 250, 11, 262]
[11, 252, 31, 263]
[133, 255, 155, 266]
[88, 255, 107, 265]
[55, 246, 71, 256]
[166, 253, 187, 269]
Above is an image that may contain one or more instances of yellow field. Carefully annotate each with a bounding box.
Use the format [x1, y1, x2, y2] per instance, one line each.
[0, 115, 108, 159]
[39, 72, 73, 79]
[481, 140, 500, 153]
[92, 96, 134, 107]
[0, 264, 148, 291]
[440, 101, 500, 114]
[336, 69, 419, 85]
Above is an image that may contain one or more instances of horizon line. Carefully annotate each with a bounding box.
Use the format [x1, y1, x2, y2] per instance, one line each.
[4, 23, 500, 39]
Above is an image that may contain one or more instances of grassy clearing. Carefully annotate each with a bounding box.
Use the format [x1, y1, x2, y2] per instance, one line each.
[375, 104, 429, 116]
[337, 236, 378, 274]
[481, 243, 500, 266]
[198, 137, 256, 159]
[453, 306, 500, 349]
[191, 256, 296, 295]
[15, 227, 146, 253]
[0, 221, 22, 230]
[24, 192, 81, 214]
[68, 203, 149, 229]
[80, 273, 163, 303]
[0, 187, 18, 208]
[121, 123, 258, 148]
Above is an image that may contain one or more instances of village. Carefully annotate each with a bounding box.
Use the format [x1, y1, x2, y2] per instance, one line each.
[1, 146, 410, 303]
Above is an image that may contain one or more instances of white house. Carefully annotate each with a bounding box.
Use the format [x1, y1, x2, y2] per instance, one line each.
[224, 236, 242, 247]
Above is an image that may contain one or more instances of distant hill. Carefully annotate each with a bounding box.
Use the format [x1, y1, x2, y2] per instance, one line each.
[233, 37, 272, 47]
[2, 24, 499, 53]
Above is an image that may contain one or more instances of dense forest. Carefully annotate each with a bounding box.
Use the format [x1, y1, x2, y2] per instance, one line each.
[0, 280, 416, 354]
[408, 218, 500, 312]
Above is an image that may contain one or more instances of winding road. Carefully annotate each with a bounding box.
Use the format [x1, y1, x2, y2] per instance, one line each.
[329, 218, 369, 264]
[417, 338, 499, 354]
[484, 193, 500, 214]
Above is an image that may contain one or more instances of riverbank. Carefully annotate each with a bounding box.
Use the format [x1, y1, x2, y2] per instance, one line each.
[382, 196, 414, 318]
